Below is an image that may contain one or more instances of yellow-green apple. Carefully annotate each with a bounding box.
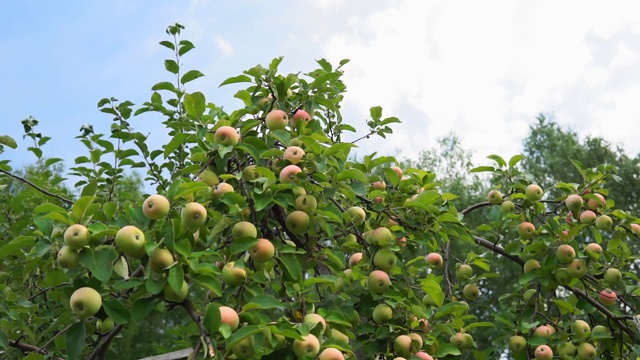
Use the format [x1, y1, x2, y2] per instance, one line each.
[142, 194, 170, 220]
[372, 303, 393, 323]
[329, 329, 349, 344]
[567, 259, 587, 278]
[70, 287, 102, 318]
[579, 210, 596, 225]
[500, 200, 515, 214]
[231, 336, 255, 359]
[587, 193, 605, 210]
[487, 190, 503, 205]
[249, 238, 275, 263]
[463, 284, 479, 300]
[585, 243, 602, 260]
[391, 166, 403, 179]
[242, 165, 260, 181]
[408, 333, 423, 351]
[591, 325, 610, 339]
[96, 318, 114, 333]
[534, 345, 553, 360]
[295, 195, 317, 213]
[346, 206, 366, 225]
[523, 289, 537, 305]
[214, 126, 240, 146]
[604, 268, 622, 285]
[289, 137, 303, 147]
[279, 164, 302, 183]
[456, 264, 474, 280]
[595, 214, 613, 230]
[318, 348, 344, 360]
[576, 343, 596, 359]
[219, 306, 240, 330]
[222, 262, 247, 286]
[508, 335, 527, 352]
[462, 334, 474, 348]
[304, 313, 327, 334]
[198, 169, 219, 186]
[368, 270, 391, 294]
[292, 334, 320, 358]
[556, 244, 576, 263]
[64, 224, 90, 250]
[57, 246, 79, 269]
[265, 109, 289, 130]
[115, 225, 146, 257]
[163, 280, 188, 302]
[213, 182, 234, 197]
[181, 202, 207, 231]
[449, 333, 467, 349]
[523, 259, 541, 273]
[284, 146, 305, 164]
[368, 227, 393, 247]
[518, 222, 535, 239]
[373, 248, 396, 271]
[557, 342, 576, 358]
[554, 268, 572, 285]
[422, 294, 436, 307]
[631, 223, 640, 236]
[290, 109, 310, 127]
[565, 194, 584, 213]
[286, 210, 309, 234]
[232, 221, 257, 240]
[349, 252, 363, 268]
[149, 248, 174, 272]
[571, 319, 590, 341]
[292, 186, 306, 197]
[414, 352, 433, 360]
[425, 253, 443, 269]
[525, 184, 544, 202]
[372, 181, 386, 190]
[598, 290, 617, 306]
[394, 335, 412, 357]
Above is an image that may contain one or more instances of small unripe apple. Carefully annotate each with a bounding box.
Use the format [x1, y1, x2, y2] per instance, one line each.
[346, 206, 366, 225]
[368, 270, 391, 294]
[279, 164, 302, 183]
[463, 283, 479, 300]
[425, 253, 443, 269]
[249, 238, 275, 263]
[486, 190, 503, 205]
[292, 334, 320, 358]
[571, 319, 591, 341]
[586, 193, 605, 210]
[525, 184, 544, 202]
[213, 126, 240, 146]
[149, 248, 174, 272]
[242, 165, 260, 181]
[500, 200, 515, 213]
[181, 202, 207, 231]
[508, 335, 527, 352]
[219, 306, 240, 331]
[295, 195, 317, 213]
[286, 210, 310, 235]
[554, 268, 572, 285]
[556, 244, 576, 263]
[290, 109, 311, 127]
[304, 313, 327, 334]
[115, 225, 146, 257]
[579, 210, 597, 225]
[518, 222, 535, 239]
[64, 224, 90, 250]
[57, 246, 79, 269]
[231, 336, 255, 359]
[372, 303, 393, 323]
[284, 146, 305, 164]
[534, 344, 553, 360]
[456, 264, 474, 281]
[232, 221, 257, 240]
[142, 194, 171, 220]
[373, 249, 396, 271]
[603, 268, 622, 285]
[449, 333, 468, 349]
[598, 289, 617, 306]
[96, 318, 115, 333]
[565, 194, 584, 213]
[163, 280, 189, 303]
[70, 287, 102, 318]
[318, 348, 344, 360]
[330, 328, 349, 344]
[523, 259, 541, 273]
[576, 342, 596, 359]
[265, 109, 289, 130]
[595, 214, 613, 230]
[567, 259, 587, 278]
[585, 243, 603, 260]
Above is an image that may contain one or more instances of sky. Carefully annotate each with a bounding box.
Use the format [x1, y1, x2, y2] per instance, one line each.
[2, 0, 640, 181]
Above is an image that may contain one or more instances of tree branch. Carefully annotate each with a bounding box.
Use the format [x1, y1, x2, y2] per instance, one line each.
[0, 169, 73, 205]
[86, 324, 125, 360]
[182, 299, 215, 358]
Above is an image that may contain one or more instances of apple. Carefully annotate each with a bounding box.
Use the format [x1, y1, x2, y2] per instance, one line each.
[508, 335, 526, 352]
[219, 306, 240, 330]
[556, 341, 576, 358]
[214, 125, 240, 146]
[349, 252, 363, 268]
[368, 270, 391, 294]
[414, 352, 433, 360]
[291, 109, 311, 127]
[463, 284, 479, 300]
[249, 238, 275, 263]
[390, 166, 403, 179]
[373, 249, 396, 271]
[242, 165, 260, 181]
[286, 210, 310, 235]
[346, 206, 366, 225]
[163, 279, 188, 302]
[576, 343, 596, 359]
[522, 289, 537, 305]
[579, 210, 596, 225]
[292, 334, 320, 358]
[295, 195, 317, 213]
[318, 348, 344, 360]
[279, 164, 302, 183]
[556, 244, 576, 263]
[500, 200, 515, 214]
[534, 325, 554, 337]
[587, 193, 605, 210]
[198, 169, 219, 186]
[523, 259, 541, 273]
[456, 264, 474, 280]
[525, 184, 544, 202]
[396, 237, 407, 249]
[232, 221, 258, 240]
[372, 181, 386, 190]
[292, 186, 307, 197]
[518, 222, 535, 239]
[449, 333, 467, 349]
[231, 336, 255, 359]
[425, 253, 443, 269]
[330, 328, 349, 344]
[591, 325, 610, 339]
[631, 223, 640, 236]
[70, 287, 102, 318]
[598, 289, 617, 306]
[422, 294, 437, 306]
[222, 262, 247, 286]
[181, 202, 207, 231]
[64, 224, 90, 250]
[284, 146, 305, 164]
[567, 259, 587, 278]
[585, 243, 602, 260]
[604, 268, 622, 285]
[142, 194, 170, 220]
[304, 313, 327, 334]
[372, 303, 393, 323]
[149, 248, 174, 272]
[96, 318, 114, 333]
[487, 190, 503, 205]
[57, 246, 79, 269]
[408, 333, 423, 351]
[394, 335, 412, 357]
[368, 227, 393, 247]
[214, 183, 235, 198]
[595, 214, 613, 230]
[534, 345, 553, 360]
[115, 225, 146, 257]
[265, 109, 289, 130]
[571, 319, 591, 341]
[413, 318, 429, 332]
[554, 268, 572, 285]
[565, 194, 584, 213]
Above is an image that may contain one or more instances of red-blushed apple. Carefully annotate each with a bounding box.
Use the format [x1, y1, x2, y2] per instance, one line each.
[595, 214, 613, 230]
[413, 318, 429, 332]
[587, 193, 605, 210]
[598, 289, 617, 306]
[213, 182, 234, 197]
[391, 166, 403, 179]
[463, 284, 479, 300]
[296, 195, 318, 214]
[449, 332, 468, 349]
[534, 325, 554, 337]
[290, 109, 311, 127]
[567, 259, 587, 278]
[534, 344, 553, 360]
[414, 351, 434, 360]
[508, 335, 527, 352]
[394, 335, 412, 357]
[585, 243, 602, 260]
[408, 333, 423, 352]
[284, 146, 305, 164]
[396, 237, 407, 249]
[181, 202, 207, 231]
[292, 334, 320, 358]
[523, 259, 541, 273]
[219, 305, 240, 331]
[286, 210, 310, 235]
[57, 246, 79, 269]
[304, 313, 327, 334]
[525, 184, 544, 202]
[142, 194, 170, 220]
[213, 125, 240, 146]
[349, 252, 363, 268]
[346, 206, 366, 225]
[115, 225, 146, 257]
[425, 253, 443, 269]
[64, 224, 90, 250]
[249, 238, 275, 263]
[372, 303, 393, 323]
[149, 248, 174, 272]
[368, 270, 391, 294]
[487, 190, 503, 204]
[556, 244, 576, 263]
[565, 194, 584, 213]
[518, 222, 535, 239]
[318, 348, 344, 360]
[372, 181, 386, 190]
[232, 221, 257, 240]
[631, 223, 640, 236]
[265, 109, 288, 130]
[579, 210, 597, 225]
[70, 287, 102, 318]
[279, 164, 302, 183]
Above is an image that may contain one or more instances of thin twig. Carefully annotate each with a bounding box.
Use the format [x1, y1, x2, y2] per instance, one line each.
[182, 299, 215, 358]
[0, 169, 73, 205]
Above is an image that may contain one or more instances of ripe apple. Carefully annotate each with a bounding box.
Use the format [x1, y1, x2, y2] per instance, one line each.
[500, 200, 515, 214]
[571, 319, 591, 341]
[372, 181, 386, 190]
[556, 341, 576, 358]
[534, 325, 554, 337]
[214, 126, 240, 146]
[576, 343, 596, 359]
[518, 222, 535, 239]
[219, 306, 240, 331]
[231, 336, 255, 359]
[286, 210, 310, 235]
[408, 333, 423, 352]
[368, 227, 393, 247]
[394, 335, 412, 357]
[604, 268, 622, 285]
[396, 237, 407, 249]
[163, 279, 188, 302]
[414, 352, 433, 360]
[295, 195, 317, 213]
[279, 164, 302, 183]
[631, 223, 640, 236]
[598, 289, 617, 306]
[525, 184, 544, 202]
[456, 264, 474, 280]
[346, 206, 366, 225]
[463, 284, 479, 300]
[565, 194, 583, 213]
[291, 109, 311, 127]
[372, 303, 393, 323]
[214, 182, 234, 198]
[149, 248, 174, 272]
[556, 244, 576, 263]
[142, 194, 170, 220]
[373, 248, 396, 271]
[222, 262, 247, 286]
[368, 270, 391, 294]
[292, 334, 320, 358]
[508, 335, 526, 352]
[486, 190, 503, 205]
[425, 253, 443, 269]
[585, 243, 602, 260]
[57, 246, 79, 269]
[64, 224, 90, 250]
[265, 109, 289, 130]
[595, 214, 613, 230]
[579, 210, 596, 225]
[232, 221, 258, 240]
[390, 166, 403, 179]
[349, 252, 363, 268]
[249, 238, 275, 263]
[70, 287, 102, 318]
[284, 146, 305, 164]
[534, 344, 553, 360]
[586, 193, 605, 210]
[554, 268, 572, 285]
[181, 202, 207, 231]
[304, 313, 327, 334]
[567, 259, 587, 278]
[96, 318, 114, 333]
[115, 225, 146, 257]
[523, 259, 541, 273]
[318, 348, 344, 360]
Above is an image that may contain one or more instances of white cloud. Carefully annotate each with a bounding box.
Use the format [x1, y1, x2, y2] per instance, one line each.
[213, 35, 233, 56]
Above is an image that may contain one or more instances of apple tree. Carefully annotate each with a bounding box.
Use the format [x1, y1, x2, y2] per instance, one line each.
[1, 23, 640, 360]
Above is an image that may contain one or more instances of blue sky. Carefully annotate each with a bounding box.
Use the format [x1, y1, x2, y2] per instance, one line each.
[3, 1, 640, 184]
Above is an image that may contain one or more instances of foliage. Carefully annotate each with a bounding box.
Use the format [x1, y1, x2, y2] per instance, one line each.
[1, 23, 640, 360]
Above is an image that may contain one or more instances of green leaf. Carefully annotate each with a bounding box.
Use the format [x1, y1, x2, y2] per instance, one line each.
[181, 70, 204, 84]
[0, 236, 35, 260]
[159, 40, 175, 50]
[219, 75, 252, 87]
[164, 59, 179, 74]
[71, 196, 96, 223]
[151, 82, 176, 92]
[336, 168, 368, 184]
[204, 303, 221, 335]
[0, 135, 17, 149]
[132, 297, 158, 322]
[164, 133, 190, 158]
[433, 343, 462, 357]
[225, 325, 263, 349]
[243, 294, 284, 310]
[551, 299, 574, 315]
[369, 106, 382, 121]
[470, 166, 495, 173]
[487, 154, 506, 168]
[168, 265, 185, 295]
[279, 255, 302, 281]
[184, 92, 206, 118]
[508, 154, 525, 167]
[230, 237, 259, 255]
[420, 278, 445, 306]
[103, 299, 131, 324]
[65, 321, 86, 360]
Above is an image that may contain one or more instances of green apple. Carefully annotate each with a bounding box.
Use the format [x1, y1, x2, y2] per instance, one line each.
[198, 169, 219, 186]
[232, 221, 258, 240]
[330, 328, 349, 344]
[518, 222, 535, 239]
[556, 341, 576, 358]
[508, 335, 526, 352]
[57, 246, 79, 269]
[284, 146, 305, 164]
[585, 243, 602, 260]
[96, 318, 114, 333]
[142, 194, 170, 220]
[567, 259, 587, 278]
[571, 319, 591, 341]
[456, 264, 474, 281]
[181, 202, 207, 231]
[368, 227, 393, 247]
[70, 287, 102, 318]
[249, 238, 275, 263]
[163, 279, 188, 302]
[64, 224, 90, 250]
[523, 259, 541, 273]
[408, 333, 423, 352]
[265, 109, 289, 130]
[346, 206, 366, 225]
[449, 333, 467, 349]
[219, 306, 240, 331]
[556, 244, 576, 263]
[463, 284, 479, 300]
[576, 343, 596, 359]
[304, 313, 327, 334]
[373, 248, 396, 271]
[213, 125, 240, 146]
[565, 194, 583, 213]
[554, 268, 572, 285]
[286, 210, 310, 235]
[368, 270, 391, 294]
[292, 334, 320, 358]
[295, 195, 317, 213]
[500, 200, 515, 214]
[486, 190, 503, 204]
[242, 165, 260, 181]
[213, 183, 234, 197]
[222, 262, 247, 286]
[595, 215, 613, 230]
[525, 184, 544, 202]
[149, 248, 174, 272]
[372, 303, 393, 323]
[115, 225, 146, 257]
[604, 268, 622, 285]
[231, 336, 255, 359]
[279, 164, 302, 183]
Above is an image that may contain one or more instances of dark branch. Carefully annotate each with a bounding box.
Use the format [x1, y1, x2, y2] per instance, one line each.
[0, 169, 73, 205]
[182, 299, 215, 358]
